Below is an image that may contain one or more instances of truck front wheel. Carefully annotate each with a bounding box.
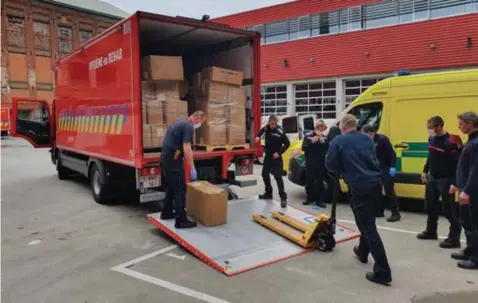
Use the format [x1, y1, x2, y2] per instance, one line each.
[89, 163, 111, 204]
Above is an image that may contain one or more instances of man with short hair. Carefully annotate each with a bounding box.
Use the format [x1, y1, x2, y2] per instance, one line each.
[361, 124, 401, 222]
[450, 111, 478, 270]
[327, 114, 392, 285]
[417, 116, 462, 249]
[302, 119, 329, 208]
[255, 114, 290, 207]
[160, 111, 205, 229]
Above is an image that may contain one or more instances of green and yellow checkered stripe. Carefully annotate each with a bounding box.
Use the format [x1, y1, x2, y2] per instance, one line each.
[59, 104, 129, 135]
[395, 142, 428, 173]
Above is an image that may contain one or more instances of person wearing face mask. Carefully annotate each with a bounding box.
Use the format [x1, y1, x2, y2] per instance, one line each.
[255, 114, 290, 207]
[361, 125, 401, 222]
[417, 116, 463, 249]
[326, 114, 392, 285]
[301, 119, 329, 208]
[449, 111, 478, 270]
[160, 111, 205, 229]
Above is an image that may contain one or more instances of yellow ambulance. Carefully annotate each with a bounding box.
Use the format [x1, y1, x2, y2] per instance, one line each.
[288, 69, 478, 200]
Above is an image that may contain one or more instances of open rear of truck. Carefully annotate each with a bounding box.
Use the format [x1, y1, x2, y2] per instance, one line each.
[9, 11, 262, 206]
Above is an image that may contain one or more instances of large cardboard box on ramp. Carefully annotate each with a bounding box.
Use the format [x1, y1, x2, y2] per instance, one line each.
[148, 198, 360, 276]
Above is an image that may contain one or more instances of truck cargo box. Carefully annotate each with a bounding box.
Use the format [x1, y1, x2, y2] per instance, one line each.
[10, 12, 262, 206]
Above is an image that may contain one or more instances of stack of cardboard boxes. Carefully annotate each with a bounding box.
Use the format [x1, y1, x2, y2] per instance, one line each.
[141, 56, 188, 149]
[141, 55, 247, 149]
[192, 66, 246, 146]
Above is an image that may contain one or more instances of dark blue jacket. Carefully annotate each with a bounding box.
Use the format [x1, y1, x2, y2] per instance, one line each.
[302, 131, 329, 168]
[455, 131, 478, 197]
[373, 134, 396, 170]
[257, 125, 290, 157]
[326, 131, 382, 187]
[423, 133, 462, 182]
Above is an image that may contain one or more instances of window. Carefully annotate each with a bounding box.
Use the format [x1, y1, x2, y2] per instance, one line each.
[400, 0, 430, 23]
[303, 116, 315, 132]
[289, 18, 299, 40]
[320, 11, 339, 35]
[80, 30, 93, 45]
[430, 0, 472, 18]
[58, 26, 73, 55]
[253, 24, 265, 44]
[265, 20, 289, 43]
[298, 16, 311, 38]
[339, 6, 362, 32]
[474, 0, 478, 11]
[282, 116, 298, 134]
[33, 21, 51, 55]
[365, 0, 399, 29]
[7, 15, 25, 51]
[344, 78, 386, 107]
[348, 102, 383, 131]
[261, 85, 288, 116]
[294, 82, 336, 119]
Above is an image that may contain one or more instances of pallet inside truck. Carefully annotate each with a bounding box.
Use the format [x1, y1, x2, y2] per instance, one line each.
[252, 176, 340, 252]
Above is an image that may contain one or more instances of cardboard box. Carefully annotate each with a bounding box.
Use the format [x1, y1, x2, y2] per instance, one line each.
[141, 56, 184, 81]
[202, 66, 243, 86]
[141, 81, 180, 102]
[186, 181, 228, 227]
[150, 124, 167, 147]
[200, 81, 245, 104]
[147, 100, 188, 125]
[143, 124, 152, 148]
[196, 101, 228, 145]
[227, 102, 246, 144]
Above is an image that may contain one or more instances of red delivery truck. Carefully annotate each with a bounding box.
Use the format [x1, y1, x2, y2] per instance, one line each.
[10, 12, 262, 207]
[1, 107, 10, 137]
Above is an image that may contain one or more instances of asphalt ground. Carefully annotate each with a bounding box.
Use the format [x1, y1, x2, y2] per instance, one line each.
[2, 137, 477, 303]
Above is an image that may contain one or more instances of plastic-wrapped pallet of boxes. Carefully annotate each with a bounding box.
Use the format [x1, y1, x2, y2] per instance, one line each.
[141, 55, 188, 149]
[193, 66, 246, 146]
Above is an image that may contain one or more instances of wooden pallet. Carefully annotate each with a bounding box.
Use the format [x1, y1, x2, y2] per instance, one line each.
[194, 143, 250, 152]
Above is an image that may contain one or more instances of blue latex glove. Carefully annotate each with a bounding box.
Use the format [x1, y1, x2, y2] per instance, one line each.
[389, 167, 397, 177]
[190, 167, 198, 181]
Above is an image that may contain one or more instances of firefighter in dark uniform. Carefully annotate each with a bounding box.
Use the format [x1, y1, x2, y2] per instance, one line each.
[327, 114, 392, 285]
[255, 114, 290, 207]
[302, 119, 329, 208]
[417, 116, 462, 248]
[160, 111, 205, 229]
[362, 125, 401, 222]
[450, 111, 478, 270]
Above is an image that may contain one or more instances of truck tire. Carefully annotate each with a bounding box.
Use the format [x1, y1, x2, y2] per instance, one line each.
[56, 156, 71, 180]
[89, 163, 111, 204]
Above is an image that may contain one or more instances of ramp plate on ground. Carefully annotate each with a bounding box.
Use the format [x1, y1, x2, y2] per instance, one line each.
[148, 198, 359, 276]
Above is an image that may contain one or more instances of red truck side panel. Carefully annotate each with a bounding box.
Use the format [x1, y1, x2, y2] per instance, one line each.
[54, 16, 140, 167]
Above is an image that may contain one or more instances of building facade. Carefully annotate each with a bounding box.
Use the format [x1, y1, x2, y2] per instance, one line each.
[1, 0, 128, 108]
[213, 0, 478, 119]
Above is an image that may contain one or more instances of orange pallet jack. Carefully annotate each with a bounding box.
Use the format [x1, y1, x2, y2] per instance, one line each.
[252, 177, 340, 252]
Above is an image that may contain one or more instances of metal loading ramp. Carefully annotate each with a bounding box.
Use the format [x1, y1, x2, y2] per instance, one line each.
[148, 198, 360, 276]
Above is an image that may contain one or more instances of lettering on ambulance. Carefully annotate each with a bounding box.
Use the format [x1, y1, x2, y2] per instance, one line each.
[59, 104, 128, 135]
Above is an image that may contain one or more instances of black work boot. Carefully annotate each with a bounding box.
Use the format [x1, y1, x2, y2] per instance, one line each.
[316, 201, 327, 208]
[175, 216, 198, 229]
[386, 212, 401, 223]
[353, 246, 368, 264]
[280, 197, 287, 208]
[416, 231, 438, 240]
[457, 259, 478, 270]
[365, 272, 392, 286]
[302, 200, 313, 205]
[259, 192, 273, 200]
[160, 209, 175, 220]
[439, 238, 461, 249]
[451, 249, 470, 261]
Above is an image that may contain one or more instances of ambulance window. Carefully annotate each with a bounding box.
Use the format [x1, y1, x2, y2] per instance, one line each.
[303, 117, 315, 132]
[282, 116, 298, 134]
[349, 102, 383, 131]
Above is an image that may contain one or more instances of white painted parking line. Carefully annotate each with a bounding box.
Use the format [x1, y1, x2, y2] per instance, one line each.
[338, 219, 466, 243]
[167, 253, 187, 260]
[111, 245, 230, 303]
